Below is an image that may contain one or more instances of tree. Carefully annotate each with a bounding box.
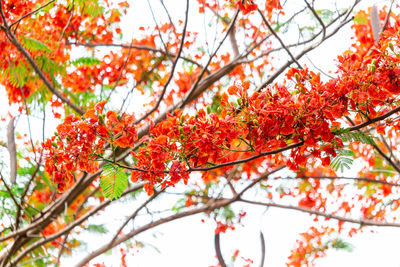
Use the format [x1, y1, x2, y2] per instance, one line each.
[0, 0, 399, 266]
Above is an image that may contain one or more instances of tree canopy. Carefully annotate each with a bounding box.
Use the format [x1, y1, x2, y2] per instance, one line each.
[0, 0, 400, 266]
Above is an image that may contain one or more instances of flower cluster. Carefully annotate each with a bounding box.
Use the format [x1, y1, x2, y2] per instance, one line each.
[43, 101, 136, 191]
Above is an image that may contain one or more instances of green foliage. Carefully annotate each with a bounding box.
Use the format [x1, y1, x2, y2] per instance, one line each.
[329, 238, 353, 252]
[336, 129, 376, 146]
[215, 205, 236, 223]
[36, 55, 64, 77]
[4, 63, 29, 88]
[74, 0, 104, 17]
[330, 149, 354, 172]
[315, 9, 335, 23]
[17, 165, 36, 177]
[86, 224, 108, 234]
[100, 164, 128, 200]
[20, 36, 50, 53]
[272, 20, 290, 33]
[171, 197, 186, 213]
[71, 57, 101, 67]
[210, 94, 222, 114]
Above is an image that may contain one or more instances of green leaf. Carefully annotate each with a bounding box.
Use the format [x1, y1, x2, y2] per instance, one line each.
[71, 57, 101, 67]
[21, 36, 50, 53]
[75, 0, 104, 17]
[337, 130, 376, 146]
[315, 9, 334, 23]
[4, 63, 29, 88]
[171, 198, 186, 213]
[330, 238, 353, 252]
[86, 224, 108, 234]
[100, 164, 128, 200]
[330, 149, 354, 172]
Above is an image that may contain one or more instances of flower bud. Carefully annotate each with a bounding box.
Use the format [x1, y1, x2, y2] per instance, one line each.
[99, 114, 105, 124]
[370, 64, 376, 74]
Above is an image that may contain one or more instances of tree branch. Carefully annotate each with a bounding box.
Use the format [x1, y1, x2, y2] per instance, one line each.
[0, 3, 84, 115]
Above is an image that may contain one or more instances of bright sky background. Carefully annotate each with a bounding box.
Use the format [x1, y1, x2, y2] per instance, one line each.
[2, 0, 400, 266]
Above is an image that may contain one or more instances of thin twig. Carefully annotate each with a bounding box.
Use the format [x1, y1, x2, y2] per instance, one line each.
[134, 0, 190, 124]
[257, 9, 302, 69]
[9, 0, 55, 28]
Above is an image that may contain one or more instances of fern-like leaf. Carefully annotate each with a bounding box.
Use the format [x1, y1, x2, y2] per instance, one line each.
[86, 224, 108, 234]
[330, 149, 355, 172]
[100, 164, 128, 200]
[75, 0, 103, 17]
[71, 57, 101, 67]
[4, 64, 29, 87]
[21, 36, 50, 52]
[336, 129, 376, 146]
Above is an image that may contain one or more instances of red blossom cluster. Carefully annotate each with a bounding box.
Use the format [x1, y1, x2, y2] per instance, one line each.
[43, 101, 136, 191]
[43, 22, 400, 195]
[0, 0, 129, 103]
[196, 0, 281, 16]
[287, 226, 334, 266]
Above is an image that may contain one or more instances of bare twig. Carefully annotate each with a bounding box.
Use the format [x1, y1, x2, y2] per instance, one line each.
[257, 9, 302, 69]
[239, 199, 400, 227]
[59, 1, 74, 42]
[134, 0, 190, 124]
[381, 0, 395, 33]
